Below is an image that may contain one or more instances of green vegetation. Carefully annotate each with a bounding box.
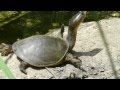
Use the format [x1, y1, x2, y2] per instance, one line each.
[0, 57, 15, 79]
[85, 11, 120, 21]
[0, 11, 30, 27]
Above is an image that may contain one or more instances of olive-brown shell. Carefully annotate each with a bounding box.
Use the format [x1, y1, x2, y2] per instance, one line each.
[12, 35, 69, 67]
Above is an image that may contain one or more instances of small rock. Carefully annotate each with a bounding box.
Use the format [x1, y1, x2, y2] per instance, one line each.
[82, 74, 89, 79]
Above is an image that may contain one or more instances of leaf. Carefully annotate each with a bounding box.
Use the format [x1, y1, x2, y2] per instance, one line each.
[0, 57, 15, 79]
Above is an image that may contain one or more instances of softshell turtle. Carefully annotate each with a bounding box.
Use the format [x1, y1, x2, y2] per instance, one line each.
[1, 11, 86, 74]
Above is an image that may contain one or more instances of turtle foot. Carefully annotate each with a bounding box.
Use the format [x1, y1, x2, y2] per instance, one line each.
[19, 60, 28, 75]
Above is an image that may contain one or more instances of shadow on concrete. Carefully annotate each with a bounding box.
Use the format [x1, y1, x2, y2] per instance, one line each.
[72, 48, 102, 57]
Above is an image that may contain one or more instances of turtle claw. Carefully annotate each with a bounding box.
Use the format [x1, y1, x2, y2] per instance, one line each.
[19, 64, 27, 75]
[20, 69, 27, 75]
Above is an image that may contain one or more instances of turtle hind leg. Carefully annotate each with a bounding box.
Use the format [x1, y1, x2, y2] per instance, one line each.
[18, 57, 29, 74]
[19, 61, 29, 75]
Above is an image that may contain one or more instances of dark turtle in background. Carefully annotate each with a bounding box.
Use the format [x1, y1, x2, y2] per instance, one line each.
[1, 11, 87, 74]
[0, 43, 12, 56]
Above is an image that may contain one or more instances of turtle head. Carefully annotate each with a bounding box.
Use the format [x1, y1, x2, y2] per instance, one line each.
[67, 11, 86, 51]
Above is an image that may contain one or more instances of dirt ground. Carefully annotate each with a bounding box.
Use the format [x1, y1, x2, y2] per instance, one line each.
[1, 17, 120, 79]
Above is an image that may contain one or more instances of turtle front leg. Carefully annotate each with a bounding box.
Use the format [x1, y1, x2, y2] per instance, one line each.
[18, 58, 29, 75]
[66, 53, 82, 69]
